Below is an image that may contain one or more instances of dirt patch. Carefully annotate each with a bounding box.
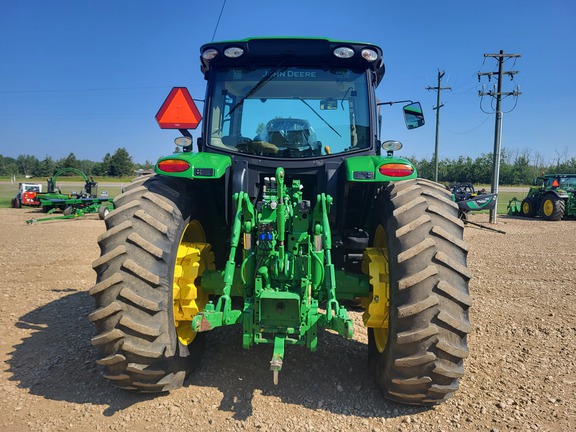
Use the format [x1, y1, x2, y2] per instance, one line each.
[1, 208, 574, 431]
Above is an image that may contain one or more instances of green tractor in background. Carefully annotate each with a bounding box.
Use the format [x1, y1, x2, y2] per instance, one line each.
[516, 174, 576, 221]
[89, 38, 471, 406]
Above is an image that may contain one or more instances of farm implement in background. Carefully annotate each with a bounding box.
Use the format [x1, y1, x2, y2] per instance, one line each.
[449, 183, 504, 233]
[37, 167, 106, 212]
[25, 199, 112, 224]
[449, 183, 497, 220]
[22, 167, 114, 223]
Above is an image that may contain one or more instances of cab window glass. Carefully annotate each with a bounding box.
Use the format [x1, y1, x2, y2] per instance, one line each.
[207, 67, 370, 158]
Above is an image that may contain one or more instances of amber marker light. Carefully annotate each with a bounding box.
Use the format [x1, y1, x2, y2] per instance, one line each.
[157, 159, 190, 173]
[378, 163, 414, 177]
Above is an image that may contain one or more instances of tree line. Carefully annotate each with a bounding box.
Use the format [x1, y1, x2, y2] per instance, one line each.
[0, 148, 153, 178]
[409, 148, 576, 185]
[1, 147, 575, 184]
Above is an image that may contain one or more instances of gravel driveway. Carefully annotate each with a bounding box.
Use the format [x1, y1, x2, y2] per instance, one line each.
[1, 208, 574, 431]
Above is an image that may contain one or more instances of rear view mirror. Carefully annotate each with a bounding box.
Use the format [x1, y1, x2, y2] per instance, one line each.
[174, 136, 193, 147]
[403, 102, 425, 129]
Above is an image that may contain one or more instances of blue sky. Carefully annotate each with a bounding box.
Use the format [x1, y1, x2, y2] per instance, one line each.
[1, 0, 575, 165]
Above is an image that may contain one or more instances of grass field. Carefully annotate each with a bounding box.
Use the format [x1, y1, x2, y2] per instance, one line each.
[496, 191, 525, 214]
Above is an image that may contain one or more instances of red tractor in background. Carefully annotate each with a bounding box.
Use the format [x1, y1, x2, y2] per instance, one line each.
[11, 182, 42, 208]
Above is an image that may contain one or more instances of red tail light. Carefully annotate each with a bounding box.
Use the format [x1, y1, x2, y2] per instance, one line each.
[378, 163, 414, 177]
[157, 159, 190, 173]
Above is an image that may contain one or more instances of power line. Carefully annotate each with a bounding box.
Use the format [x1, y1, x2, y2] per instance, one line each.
[445, 115, 491, 135]
[426, 69, 452, 182]
[477, 50, 522, 223]
[0, 86, 170, 94]
[211, 0, 228, 42]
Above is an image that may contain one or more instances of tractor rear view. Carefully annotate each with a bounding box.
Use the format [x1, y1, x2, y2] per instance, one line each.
[518, 174, 576, 220]
[89, 38, 471, 406]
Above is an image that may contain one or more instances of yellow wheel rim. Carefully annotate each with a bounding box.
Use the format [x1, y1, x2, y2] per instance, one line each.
[542, 199, 553, 216]
[173, 221, 215, 345]
[361, 224, 390, 353]
[522, 201, 530, 214]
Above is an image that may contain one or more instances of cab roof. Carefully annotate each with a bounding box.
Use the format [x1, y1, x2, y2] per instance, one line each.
[199, 37, 385, 85]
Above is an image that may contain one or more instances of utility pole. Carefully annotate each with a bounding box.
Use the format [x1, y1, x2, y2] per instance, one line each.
[426, 70, 451, 182]
[478, 51, 521, 223]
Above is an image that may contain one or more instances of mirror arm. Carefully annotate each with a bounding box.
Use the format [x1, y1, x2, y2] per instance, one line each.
[179, 129, 193, 152]
[377, 99, 414, 106]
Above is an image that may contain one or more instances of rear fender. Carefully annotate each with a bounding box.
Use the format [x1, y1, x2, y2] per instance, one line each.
[545, 190, 568, 200]
[554, 189, 570, 199]
[155, 152, 231, 179]
[345, 155, 417, 182]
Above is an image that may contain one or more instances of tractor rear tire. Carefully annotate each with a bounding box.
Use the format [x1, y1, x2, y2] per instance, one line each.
[369, 178, 472, 406]
[89, 174, 216, 392]
[540, 194, 565, 221]
[520, 197, 537, 217]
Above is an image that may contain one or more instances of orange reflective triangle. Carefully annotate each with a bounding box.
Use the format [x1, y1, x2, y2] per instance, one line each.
[155, 87, 202, 129]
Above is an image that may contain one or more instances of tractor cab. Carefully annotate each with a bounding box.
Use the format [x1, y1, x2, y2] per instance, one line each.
[203, 62, 373, 158]
[196, 38, 422, 160]
[155, 38, 423, 228]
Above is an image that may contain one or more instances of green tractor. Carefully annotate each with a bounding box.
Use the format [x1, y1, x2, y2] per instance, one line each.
[89, 38, 471, 406]
[518, 174, 576, 221]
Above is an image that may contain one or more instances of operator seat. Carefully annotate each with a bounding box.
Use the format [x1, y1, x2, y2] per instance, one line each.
[269, 131, 288, 146]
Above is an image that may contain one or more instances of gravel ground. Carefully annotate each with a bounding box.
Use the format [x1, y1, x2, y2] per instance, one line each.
[1, 207, 574, 431]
